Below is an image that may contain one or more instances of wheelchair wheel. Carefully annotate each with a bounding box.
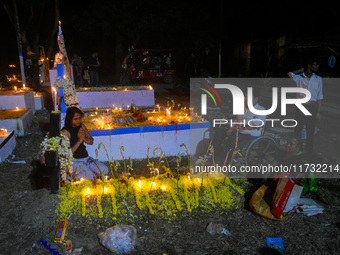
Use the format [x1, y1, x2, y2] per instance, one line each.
[245, 136, 277, 166]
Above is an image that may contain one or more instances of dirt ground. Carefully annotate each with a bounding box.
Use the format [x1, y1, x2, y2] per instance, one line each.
[0, 87, 340, 255]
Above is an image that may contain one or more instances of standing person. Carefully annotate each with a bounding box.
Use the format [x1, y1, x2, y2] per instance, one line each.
[88, 52, 100, 87]
[61, 107, 109, 180]
[25, 51, 40, 89]
[72, 54, 84, 87]
[288, 59, 323, 154]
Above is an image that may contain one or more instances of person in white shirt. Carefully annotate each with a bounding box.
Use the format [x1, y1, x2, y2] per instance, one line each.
[288, 59, 323, 154]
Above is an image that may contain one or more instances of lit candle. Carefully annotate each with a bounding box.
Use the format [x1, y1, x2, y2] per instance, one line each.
[23, 84, 26, 90]
[52, 87, 57, 111]
[150, 182, 157, 191]
[16, 107, 19, 111]
[14, 86, 17, 93]
[58, 20, 61, 33]
[137, 180, 142, 190]
[157, 104, 160, 112]
[166, 108, 171, 118]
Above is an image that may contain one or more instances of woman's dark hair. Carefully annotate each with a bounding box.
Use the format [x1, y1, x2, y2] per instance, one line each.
[63, 107, 84, 129]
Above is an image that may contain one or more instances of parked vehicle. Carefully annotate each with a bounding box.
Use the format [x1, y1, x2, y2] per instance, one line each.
[120, 49, 175, 84]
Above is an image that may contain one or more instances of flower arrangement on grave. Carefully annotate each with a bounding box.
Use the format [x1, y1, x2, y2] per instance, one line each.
[54, 77, 79, 107]
[55, 143, 246, 224]
[54, 76, 79, 107]
[40, 134, 74, 182]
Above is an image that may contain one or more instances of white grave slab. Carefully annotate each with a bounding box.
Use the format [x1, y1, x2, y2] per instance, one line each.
[76, 88, 155, 109]
[0, 90, 36, 114]
[0, 130, 16, 163]
[86, 122, 210, 161]
[34, 94, 44, 110]
[0, 109, 34, 136]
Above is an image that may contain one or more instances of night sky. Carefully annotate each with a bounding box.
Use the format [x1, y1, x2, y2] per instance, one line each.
[1, 0, 339, 78]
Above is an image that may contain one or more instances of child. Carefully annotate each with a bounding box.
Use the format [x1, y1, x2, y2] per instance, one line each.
[61, 106, 108, 180]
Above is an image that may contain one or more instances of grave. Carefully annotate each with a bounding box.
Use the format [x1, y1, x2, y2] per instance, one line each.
[0, 108, 34, 136]
[34, 92, 44, 110]
[0, 130, 16, 163]
[87, 121, 210, 161]
[0, 89, 35, 114]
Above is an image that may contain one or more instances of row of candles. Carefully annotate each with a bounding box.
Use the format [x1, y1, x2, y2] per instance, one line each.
[12, 85, 28, 93]
[77, 85, 153, 91]
[73, 175, 202, 194]
[72, 175, 208, 216]
[85, 109, 191, 129]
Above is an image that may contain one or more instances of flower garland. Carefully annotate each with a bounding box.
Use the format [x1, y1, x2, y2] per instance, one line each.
[181, 177, 192, 212]
[97, 194, 103, 218]
[54, 76, 79, 107]
[168, 183, 183, 211]
[40, 134, 74, 182]
[111, 185, 117, 220]
[132, 183, 144, 210]
[57, 177, 246, 223]
[144, 192, 154, 215]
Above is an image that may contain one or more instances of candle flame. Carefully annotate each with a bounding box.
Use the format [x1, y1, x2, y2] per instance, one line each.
[151, 182, 156, 189]
[137, 180, 142, 189]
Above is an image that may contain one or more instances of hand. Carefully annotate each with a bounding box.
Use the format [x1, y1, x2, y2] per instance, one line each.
[77, 128, 86, 141]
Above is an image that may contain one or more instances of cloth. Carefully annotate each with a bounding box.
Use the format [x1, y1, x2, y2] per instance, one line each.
[62, 126, 88, 159]
[288, 72, 323, 101]
[72, 156, 109, 180]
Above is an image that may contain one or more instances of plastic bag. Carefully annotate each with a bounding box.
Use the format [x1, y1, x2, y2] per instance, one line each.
[271, 175, 303, 218]
[98, 225, 137, 254]
[249, 185, 286, 221]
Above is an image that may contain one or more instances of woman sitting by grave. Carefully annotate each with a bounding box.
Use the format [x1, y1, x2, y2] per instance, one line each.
[61, 106, 109, 180]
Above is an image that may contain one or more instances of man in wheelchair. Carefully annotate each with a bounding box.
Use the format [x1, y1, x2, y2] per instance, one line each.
[212, 88, 267, 165]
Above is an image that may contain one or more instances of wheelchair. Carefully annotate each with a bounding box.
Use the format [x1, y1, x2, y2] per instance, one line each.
[196, 123, 278, 167]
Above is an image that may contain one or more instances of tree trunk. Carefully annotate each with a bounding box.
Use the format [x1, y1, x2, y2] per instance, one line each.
[12, 0, 26, 84]
[46, 0, 60, 60]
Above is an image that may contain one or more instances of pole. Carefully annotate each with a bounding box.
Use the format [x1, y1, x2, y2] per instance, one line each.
[47, 112, 61, 194]
[12, 0, 26, 85]
[218, 0, 223, 78]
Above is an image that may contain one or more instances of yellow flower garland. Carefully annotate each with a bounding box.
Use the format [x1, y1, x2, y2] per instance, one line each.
[56, 176, 246, 222]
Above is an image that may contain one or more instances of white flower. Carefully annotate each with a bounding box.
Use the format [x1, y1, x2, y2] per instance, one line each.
[40, 134, 74, 182]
